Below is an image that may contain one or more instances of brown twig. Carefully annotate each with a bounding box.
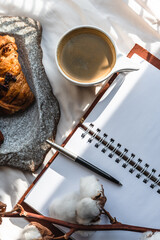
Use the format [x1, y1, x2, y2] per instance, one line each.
[1, 203, 160, 238]
[102, 207, 119, 224]
[53, 229, 75, 240]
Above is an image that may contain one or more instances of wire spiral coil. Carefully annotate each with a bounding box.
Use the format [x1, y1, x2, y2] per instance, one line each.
[81, 123, 160, 194]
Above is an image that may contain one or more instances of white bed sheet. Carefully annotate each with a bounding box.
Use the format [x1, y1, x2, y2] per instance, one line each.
[0, 0, 160, 239]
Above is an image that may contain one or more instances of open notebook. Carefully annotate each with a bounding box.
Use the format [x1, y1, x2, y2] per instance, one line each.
[22, 45, 160, 240]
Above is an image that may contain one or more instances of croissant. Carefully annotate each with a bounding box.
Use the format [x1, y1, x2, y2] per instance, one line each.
[0, 35, 34, 115]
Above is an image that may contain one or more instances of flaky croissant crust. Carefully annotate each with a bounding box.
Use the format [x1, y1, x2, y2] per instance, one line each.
[0, 35, 34, 115]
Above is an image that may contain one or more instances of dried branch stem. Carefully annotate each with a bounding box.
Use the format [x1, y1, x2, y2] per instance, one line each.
[1, 204, 160, 236]
[53, 229, 75, 240]
[102, 207, 119, 224]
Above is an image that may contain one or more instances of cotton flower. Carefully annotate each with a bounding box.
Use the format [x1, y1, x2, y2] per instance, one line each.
[76, 197, 101, 225]
[75, 196, 102, 237]
[19, 224, 41, 240]
[49, 175, 107, 238]
[80, 175, 103, 199]
[49, 192, 80, 223]
[19, 222, 54, 240]
[140, 231, 160, 240]
[80, 175, 107, 208]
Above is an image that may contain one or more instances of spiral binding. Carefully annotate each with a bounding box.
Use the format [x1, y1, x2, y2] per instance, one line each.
[81, 123, 94, 138]
[81, 123, 160, 193]
[95, 133, 107, 148]
[88, 128, 101, 143]
[150, 174, 160, 194]
[129, 158, 142, 173]
[115, 148, 128, 163]
[101, 138, 114, 153]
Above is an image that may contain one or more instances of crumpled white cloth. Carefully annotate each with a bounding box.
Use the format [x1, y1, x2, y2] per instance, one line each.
[0, 0, 160, 239]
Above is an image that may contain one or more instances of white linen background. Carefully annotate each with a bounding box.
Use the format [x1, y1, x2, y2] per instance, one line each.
[0, 0, 160, 239]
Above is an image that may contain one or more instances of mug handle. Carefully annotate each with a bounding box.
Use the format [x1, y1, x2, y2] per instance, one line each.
[113, 54, 140, 74]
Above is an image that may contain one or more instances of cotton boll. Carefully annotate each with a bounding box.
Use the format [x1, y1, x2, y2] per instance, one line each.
[80, 175, 102, 198]
[76, 197, 100, 238]
[19, 222, 54, 240]
[48, 178, 106, 239]
[19, 224, 41, 240]
[80, 175, 107, 208]
[49, 192, 80, 223]
[76, 197, 101, 225]
[140, 231, 160, 240]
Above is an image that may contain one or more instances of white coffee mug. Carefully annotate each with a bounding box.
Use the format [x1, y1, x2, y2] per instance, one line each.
[55, 26, 139, 87]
